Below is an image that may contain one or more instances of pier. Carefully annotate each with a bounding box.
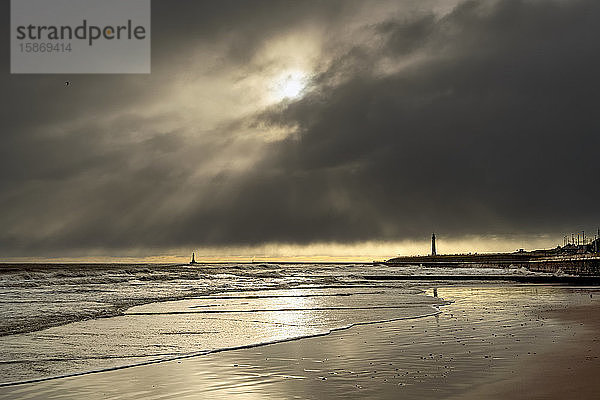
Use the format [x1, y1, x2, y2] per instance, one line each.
[385, 233, 600, 276]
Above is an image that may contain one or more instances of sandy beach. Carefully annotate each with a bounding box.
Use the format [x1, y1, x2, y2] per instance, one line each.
[2, 284, 599, 399]
[457, 303, 600, 399]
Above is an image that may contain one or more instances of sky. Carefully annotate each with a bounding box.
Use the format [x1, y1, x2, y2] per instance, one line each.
[1, 0, 599, 261]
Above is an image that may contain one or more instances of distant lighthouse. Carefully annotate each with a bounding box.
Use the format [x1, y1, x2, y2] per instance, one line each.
[431, 233, 437, 256]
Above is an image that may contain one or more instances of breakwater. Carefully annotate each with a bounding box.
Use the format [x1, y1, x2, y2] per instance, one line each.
[526, 256, 600, 275]
[385, 253, 600, 276]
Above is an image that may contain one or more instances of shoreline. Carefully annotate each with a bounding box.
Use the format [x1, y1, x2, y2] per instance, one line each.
[0, 308, 444, 388]
[2, 284, 598, 399]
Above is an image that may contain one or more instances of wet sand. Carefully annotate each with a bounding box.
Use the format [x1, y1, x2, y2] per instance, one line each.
[2, 285, 599, 399]
[456, 304, 600, 399]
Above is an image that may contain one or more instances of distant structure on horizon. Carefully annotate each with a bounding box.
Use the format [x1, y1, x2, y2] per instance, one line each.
[431, 233, 437, 256]
[190, 252, 197, 265]
[560, 228, 600, 255]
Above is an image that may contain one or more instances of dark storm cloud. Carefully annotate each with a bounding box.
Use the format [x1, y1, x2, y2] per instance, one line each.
[150, 0, 355, 64]
[200, 0, 600, 243]
[1, 0, 599, 256]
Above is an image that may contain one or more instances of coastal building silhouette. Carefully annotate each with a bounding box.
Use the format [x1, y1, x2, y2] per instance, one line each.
[431, 233, 437, 256]
[560, 228, 600, 254]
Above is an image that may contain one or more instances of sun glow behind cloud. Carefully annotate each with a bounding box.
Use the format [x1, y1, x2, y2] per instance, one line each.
[269, 70, 309, 101]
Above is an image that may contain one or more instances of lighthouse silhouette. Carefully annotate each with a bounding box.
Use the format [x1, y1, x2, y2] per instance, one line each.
[431, 233, 437, 256]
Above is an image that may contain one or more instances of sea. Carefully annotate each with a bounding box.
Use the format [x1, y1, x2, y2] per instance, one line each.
[0, 262, 546, 386]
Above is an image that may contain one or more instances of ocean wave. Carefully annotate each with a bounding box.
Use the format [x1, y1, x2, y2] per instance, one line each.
[0, 263, 390, 336]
